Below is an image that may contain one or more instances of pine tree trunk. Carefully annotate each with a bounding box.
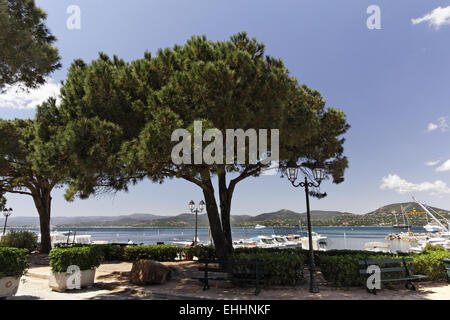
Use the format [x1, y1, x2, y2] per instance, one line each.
[200, 174, 234, 271]
[33, 190, 52, 254]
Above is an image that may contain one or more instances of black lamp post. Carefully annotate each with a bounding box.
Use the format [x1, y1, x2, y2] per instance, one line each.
[189, 200, 205, 246]
[2, 207, 13, 236]
[286, 160, 327, 293]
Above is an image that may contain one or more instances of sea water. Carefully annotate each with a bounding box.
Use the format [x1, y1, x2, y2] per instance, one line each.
[22, 226, 426, 252]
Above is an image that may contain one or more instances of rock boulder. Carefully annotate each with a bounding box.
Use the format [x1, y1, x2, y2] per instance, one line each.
[130, 260, 172, 285]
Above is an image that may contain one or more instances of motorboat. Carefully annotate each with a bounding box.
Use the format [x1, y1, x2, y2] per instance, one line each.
[37, 230, 91, 248]
[272, 235, 301, 248]
[255, 224, 266, 229]
[257, 235, 284, 248]
[364, 241, 391, 253]
[233, 235, 291, 249]
[300, 232, 328, 251]
[412, 197, 449, 234]
[233, 238, 260, 248]
[423, 223, 446, 233]
[409, 233, 450, 253]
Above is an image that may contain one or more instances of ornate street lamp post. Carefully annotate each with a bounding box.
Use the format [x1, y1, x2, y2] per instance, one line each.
[189, 200, 205, 246]
[2, 207, 13, 236]
[286, 160, 327, 293]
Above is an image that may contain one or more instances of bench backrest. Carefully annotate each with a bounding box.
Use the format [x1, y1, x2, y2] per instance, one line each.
[358, 258, 414, 275]
[358, 258, 413, 265]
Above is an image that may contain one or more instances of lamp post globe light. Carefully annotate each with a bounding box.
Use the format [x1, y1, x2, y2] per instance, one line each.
[2, 207, 13, 236]
[189, 200, 205, 246]
[286, 160, 327, 294]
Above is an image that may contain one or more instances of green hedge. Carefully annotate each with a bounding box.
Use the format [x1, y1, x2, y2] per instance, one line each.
[0, 247, 29, 278]
[0, 230, 38, 252]
[49, 246, 103, 272]
[318, 253, 394, 287]
[186, 245, 217, 260]
[123, 245, 184, 262]
[93, 244, 125, 261]
[410, 250, 450, 281]
[318, 250, 450, 287]
[233, 251, 305, 286]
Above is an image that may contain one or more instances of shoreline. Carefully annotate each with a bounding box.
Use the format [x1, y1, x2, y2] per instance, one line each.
[8, 225, 424, 229]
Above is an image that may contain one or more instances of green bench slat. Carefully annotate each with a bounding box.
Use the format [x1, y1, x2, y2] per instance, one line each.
[359, 266, 415, 274]
[381, 275, 427, 282]
[358, 258, 413, 265]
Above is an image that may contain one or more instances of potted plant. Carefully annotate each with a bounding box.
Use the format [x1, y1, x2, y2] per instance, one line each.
[49, 246, 103, 292]
[0, 247, 29, 298]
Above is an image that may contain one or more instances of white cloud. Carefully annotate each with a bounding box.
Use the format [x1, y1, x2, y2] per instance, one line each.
[427, 123, 439, 131]
[380, 174, 450, 195]
[0, 78, 61, 109]
[436, 159, 450, 172]
[426, 160, 440, 166]
[427, 117, 448, 132]
[412, 6, 450, 29]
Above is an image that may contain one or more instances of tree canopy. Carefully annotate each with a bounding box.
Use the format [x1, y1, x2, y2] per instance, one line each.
[0, 0, 61, 91]
[35, 33, 350, 262]
[0, 116, 66, 252]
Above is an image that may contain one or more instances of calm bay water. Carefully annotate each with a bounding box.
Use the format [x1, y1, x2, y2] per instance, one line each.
[24, 226, 426, 252]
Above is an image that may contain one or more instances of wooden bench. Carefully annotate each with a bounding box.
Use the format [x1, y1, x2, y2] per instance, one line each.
[193, 259, 269, 296]
[358, 258, 427, 294]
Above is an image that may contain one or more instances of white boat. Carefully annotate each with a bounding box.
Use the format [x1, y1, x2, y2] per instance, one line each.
[37, 231, 91, 248]
[423, 223, 446, 233]
[233, 238, 260, 248]
[365, 241, 391, 253]
[255, 224, 266, 229]
[256, 235, 284, 248]
[409, 232, 450, 253]
[413, 197, 449, 233]
[272, 235, 301, 248]
[300, 232, 328, 251]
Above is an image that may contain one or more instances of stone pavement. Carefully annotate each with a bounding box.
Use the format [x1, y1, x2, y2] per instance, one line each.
[9, 261, 450, 300]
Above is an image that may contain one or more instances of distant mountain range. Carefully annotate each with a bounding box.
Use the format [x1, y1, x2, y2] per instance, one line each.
[5, 202, 450, 228]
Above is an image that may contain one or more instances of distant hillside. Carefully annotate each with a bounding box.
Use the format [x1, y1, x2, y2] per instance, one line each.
[6, 213, 165, 227]
[134, 209, 353, 228]
[5, 209, 353, 228]
[364, 202, 450, 226]
[5, 202, 449, 228]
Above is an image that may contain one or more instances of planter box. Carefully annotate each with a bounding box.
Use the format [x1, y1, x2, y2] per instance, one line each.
[49, 269, 96, 292]
[0, 276, 21, 298]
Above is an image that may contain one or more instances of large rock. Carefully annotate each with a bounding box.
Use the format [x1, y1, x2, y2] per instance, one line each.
[130, 260, 172, 285]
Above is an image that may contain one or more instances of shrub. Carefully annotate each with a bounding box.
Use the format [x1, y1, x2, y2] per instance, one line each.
[422, 243, 446, 252]
[318, 253, 394, 288]
[409, 251, 450, 281]
[93, 244, 125, 261]
[186, 245, 217, 260]
[0, 247, 29, 278]
[49, 246, 103, 273]
[232, 251, 305, 286]
[123, 245, 184, 262]
[0, 230, 38, 252]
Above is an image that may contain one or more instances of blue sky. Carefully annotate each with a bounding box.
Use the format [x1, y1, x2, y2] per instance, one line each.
[2, 0, 450, 217]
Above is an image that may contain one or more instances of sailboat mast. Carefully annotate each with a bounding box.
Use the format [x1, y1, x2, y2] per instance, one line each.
[393, 210, 398, 225]
[412, 196, 449, 232]
[401, 206, 407, 225]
